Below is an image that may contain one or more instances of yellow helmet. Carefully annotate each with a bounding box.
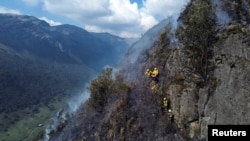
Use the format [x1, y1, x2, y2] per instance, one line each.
[163, 97, 166, 100]
[168, 109, 172, 112]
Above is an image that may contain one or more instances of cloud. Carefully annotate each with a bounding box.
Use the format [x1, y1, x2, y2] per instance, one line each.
[142, 0, 189, 18]
[22, 0, 41, 7]
[40, 0, 190, 37]
[0, 6, 22, 15]
[43, 0, 110, 19]
[139, 12, 158, 31]
[39, 17, 62, 26]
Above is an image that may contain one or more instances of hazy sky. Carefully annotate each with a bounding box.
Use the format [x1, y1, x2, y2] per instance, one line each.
[0, 0, 189, 37]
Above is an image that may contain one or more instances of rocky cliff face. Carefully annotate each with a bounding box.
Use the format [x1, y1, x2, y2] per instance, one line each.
[199, 26, 250, 138]
[150, 24, 250, 140]
[47, 1, 250, 141]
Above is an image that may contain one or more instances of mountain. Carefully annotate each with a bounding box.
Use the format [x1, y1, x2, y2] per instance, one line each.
[32, 0, 250, 140]
[0, 14, 130, 141]
[0, 14, 129, 70]
[91, 32, 138, 57]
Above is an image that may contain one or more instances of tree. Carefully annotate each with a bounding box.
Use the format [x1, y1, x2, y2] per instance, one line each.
[178, 0, 216, 81]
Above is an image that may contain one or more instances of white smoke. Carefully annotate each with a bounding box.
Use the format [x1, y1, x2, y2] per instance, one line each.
[41, 85, 91, 141]
[67, 90, 90, 112]
[212, 0, 232, 25]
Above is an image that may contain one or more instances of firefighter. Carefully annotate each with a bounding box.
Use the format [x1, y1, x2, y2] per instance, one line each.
[167, 109, 173, 121]
[162, 97, 168, 113]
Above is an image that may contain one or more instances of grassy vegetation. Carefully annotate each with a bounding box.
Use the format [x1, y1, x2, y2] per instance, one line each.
[0, 97, 67, 141]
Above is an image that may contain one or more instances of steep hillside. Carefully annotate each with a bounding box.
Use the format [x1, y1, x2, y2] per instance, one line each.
[46, 0, 250, 141]
[0, 43, 91, 112]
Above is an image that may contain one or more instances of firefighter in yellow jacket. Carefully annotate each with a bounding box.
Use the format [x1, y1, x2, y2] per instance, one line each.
[145, 67, 159, 82]
[151, 67, 159, 82]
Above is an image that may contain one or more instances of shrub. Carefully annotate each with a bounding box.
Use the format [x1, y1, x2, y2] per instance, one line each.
[86, 68, 131, 112]
[87, 68, 114, 111]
